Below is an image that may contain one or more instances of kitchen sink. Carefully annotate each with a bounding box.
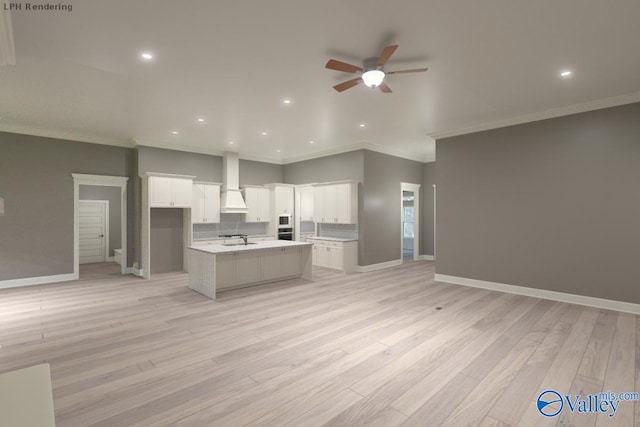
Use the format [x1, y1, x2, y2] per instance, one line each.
[222, 242, 258, 246]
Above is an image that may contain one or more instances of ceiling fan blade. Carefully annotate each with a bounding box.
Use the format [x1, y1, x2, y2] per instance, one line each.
[378, 82, 392, 93]
[386, 68, 428, 75]
[376, 45, 399, 66]
[325, 59, 363, 73]
[333, 78, 362, 92]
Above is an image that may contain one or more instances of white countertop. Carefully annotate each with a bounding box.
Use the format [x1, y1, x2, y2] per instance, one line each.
[189, 240, 312, 254]
[306, 236, 359, 242]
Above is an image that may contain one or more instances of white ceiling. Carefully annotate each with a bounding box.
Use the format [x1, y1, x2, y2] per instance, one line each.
[1, 0, 640, 164]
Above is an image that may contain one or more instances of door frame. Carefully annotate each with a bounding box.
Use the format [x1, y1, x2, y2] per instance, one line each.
[78, 200, 109, 264]
[72, 174, 129, 277]
[400, 182, 421, 262]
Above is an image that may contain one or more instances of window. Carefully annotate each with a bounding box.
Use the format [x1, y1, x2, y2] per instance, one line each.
[403, 206, 414, 238]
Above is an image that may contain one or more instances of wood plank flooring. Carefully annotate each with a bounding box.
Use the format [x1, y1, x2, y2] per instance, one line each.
[0, 261, 638, 426]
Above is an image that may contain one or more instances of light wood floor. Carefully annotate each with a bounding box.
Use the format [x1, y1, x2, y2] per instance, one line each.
[0, 261, 638, 426]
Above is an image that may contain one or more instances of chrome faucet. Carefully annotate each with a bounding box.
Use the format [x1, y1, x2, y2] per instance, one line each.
[219, 234, 249, 245]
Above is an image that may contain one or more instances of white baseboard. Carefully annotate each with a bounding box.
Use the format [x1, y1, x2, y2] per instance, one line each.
[418, 255, 435, 261]
[126, 268, 144, 277]
[357, 259, 403, 273]
[434, 274, 640, 315]
[0, 273, 78, 289]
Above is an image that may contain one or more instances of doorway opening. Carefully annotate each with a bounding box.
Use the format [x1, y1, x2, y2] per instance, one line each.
[401, 183, 420, 263]
[73, 174, 129, 279]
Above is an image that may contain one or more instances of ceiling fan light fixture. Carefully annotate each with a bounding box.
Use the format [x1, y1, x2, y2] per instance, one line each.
[362, 69, 385, 88]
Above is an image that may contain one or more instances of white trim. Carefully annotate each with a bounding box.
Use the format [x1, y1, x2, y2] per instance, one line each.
[283, 142, 431, 165]
[73, 174, 129, 277]
[134, 140, 281, 165]
[0, 3, 16, 66]
[429, 91, 640, 140]
[418, 255, 435, 261]
[357, 259, 403, 273]
[0, 273, 77, 289]
[434, 274, 640, 315]
[125, 267, 145, 276]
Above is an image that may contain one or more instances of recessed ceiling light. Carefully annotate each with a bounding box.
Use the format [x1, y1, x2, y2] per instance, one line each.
[196, 117, 205, 123]
[229, 141, 235, 145]
[283, 99, 291, 104]
[171, 130, 179, 135]
[276, 149, 281, 153]
[560, 70, 572, 77]
[359, 123, 366, 128]
[309, 140, 315, 144]
[140, 51, 154, 61]
[261, 131, 268, 135]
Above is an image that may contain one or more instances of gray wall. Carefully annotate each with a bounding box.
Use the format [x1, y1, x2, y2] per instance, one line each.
[150, 208, 184, 274]
[0, 132, 135, 280]
[138, 146, 284, 185]
[283, 149, 435, 266]
[436, 102, 640, 303]
[361, 150, 426, 265]
[138, 146, 223, 181]
[240, 159, 283, 184]
[79, 185, 121, 257]
[283, 150, 364, 184]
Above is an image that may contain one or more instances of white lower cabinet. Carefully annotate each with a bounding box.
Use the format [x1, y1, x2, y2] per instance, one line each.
[308, 238, 357, 273]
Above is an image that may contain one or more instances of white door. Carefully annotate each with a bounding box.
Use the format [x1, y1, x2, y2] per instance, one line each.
[79, 200, 108, 264]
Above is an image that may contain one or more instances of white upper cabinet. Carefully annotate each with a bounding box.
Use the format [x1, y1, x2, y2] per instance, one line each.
[297, 187, 314, 222]
[273, 185, 294, 214]
[313, 181, 358, 224]
[148, 174, 194, 208]
[242, 186, 270, 222]
[192, 183, 221, 224]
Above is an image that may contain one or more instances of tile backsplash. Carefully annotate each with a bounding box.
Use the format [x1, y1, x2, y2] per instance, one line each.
[318, 223, 359, 240]
[193, 213, 269, 241]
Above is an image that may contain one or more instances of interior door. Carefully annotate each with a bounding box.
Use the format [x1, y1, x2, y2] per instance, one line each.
[79, 200, 108, 264]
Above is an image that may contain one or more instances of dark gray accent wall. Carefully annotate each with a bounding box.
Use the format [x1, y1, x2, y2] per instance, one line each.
[150, 208, 184, 274]
[79, 185, 121, 257]
[423, 162, 436, 256]
[362, 150, 425, 265]
[436, 102, 640, 303]
[0, 132, 135, 280]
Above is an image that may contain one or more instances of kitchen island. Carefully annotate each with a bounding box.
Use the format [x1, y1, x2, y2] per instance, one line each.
[188, 240, 313, 299]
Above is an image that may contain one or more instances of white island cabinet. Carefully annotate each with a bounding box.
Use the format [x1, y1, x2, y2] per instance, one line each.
[188, 240, 312, 299]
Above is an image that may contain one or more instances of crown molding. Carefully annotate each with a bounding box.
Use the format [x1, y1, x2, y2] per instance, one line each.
[0, 123, 133, 148]
[429, 91, 640, 140]
[0, 5, 16, 66]
[282, 141, 432, 165]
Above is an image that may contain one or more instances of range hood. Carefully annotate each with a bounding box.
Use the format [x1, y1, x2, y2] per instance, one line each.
[220, 151, 249, 213]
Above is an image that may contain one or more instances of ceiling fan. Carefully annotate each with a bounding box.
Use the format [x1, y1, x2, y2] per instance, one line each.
[325, 44, 428, 93]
